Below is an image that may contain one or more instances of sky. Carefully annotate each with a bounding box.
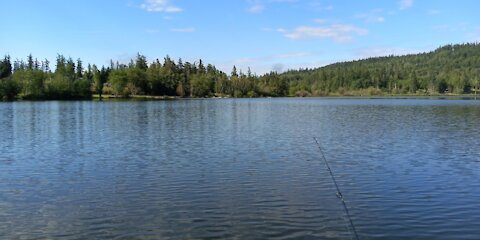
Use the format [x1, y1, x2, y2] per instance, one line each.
[1, 0, 479, 74]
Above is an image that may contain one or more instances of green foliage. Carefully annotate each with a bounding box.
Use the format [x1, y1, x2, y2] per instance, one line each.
[0, 78, 21, 100]
[190, 74, 213, 97]
[73, 79, 92, 98]
[19, 69, 45, 99]
[2, 43, 479, 100]
[127, 67, 148, 95]
[283, 43, 480, 95]
[108, 68, 129, 97]
[0, 55, 12, 79]
[214, 74, 230, 96]
[93, 65, 102, 96]
[258, 72, 288, 97]
[43, 55, 91, 99]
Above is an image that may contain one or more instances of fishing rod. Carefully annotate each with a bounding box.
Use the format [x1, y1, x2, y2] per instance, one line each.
[313, 137, 360, 240]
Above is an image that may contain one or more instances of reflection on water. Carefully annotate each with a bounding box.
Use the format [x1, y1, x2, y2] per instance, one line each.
[0, 98, 479, 239]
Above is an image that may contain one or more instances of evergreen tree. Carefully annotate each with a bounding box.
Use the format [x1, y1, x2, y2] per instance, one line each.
[135, 53, 148, 70]
[44, 59, 50, 72]
[0, 55, 12, 79]
[27, 54, 34, 70]
[93, 65, 103, 97]
[76, 58, 83, 79]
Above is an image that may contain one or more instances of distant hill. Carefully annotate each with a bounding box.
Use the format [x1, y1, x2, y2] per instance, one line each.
[283, 43, 480, 96]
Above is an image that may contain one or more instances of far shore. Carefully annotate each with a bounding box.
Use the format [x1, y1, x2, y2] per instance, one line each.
[89, 93, 480, 101]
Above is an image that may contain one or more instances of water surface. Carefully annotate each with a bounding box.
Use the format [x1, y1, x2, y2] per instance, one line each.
[1, 98, 479, 239]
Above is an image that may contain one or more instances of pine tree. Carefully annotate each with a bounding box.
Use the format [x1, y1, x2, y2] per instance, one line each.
[76, 58, 83, 79]
[0, 55, 12, 79]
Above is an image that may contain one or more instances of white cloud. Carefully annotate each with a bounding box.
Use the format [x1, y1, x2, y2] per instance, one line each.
[141, 0, 182, 13]
[247, 0, 299, 14]
[285, 24, 368, 43]
[399, 0, 413, 10]
[248, 4, 265, 13]
[309, 1, 334, 11]
[171, 28, 195, 33]
[355, 9, 385, 23]
[261, 28, 287, 33]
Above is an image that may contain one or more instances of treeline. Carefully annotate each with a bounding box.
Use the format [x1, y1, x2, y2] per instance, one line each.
[1, 43, 480, 100]
[0, 53, 288, 100]
[104, 55, 287, 98]
[284, 43, 480, 96]
[0, 55, 93, 100]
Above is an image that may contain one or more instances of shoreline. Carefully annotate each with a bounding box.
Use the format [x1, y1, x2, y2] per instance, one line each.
[2, 93, 477, 102]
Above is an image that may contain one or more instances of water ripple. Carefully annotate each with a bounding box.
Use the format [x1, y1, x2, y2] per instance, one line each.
[0, 99, 479, 239]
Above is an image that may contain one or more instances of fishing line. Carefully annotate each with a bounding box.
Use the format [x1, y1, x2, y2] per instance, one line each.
[313, 137, 360, 240]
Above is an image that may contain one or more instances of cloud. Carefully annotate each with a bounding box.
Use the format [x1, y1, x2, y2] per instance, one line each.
[309, 1, 334, 11]
[247, 0, 298, 14]
[399, 0, 413, 10]
[427, 9, 441, 15]
[171, 28, 195, 33]
[285, 24, 368, 43]
[141, 0, 182, 13]
[355, 9, 385, 23]
[248, 4, 265, 13]
[262, 27, 287, 33]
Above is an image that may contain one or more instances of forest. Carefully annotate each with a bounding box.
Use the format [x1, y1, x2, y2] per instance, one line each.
[285, 42, 480, 96]
[1, 43, 479, 100]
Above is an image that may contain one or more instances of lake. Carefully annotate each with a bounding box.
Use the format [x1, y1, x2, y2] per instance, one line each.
[1, 98, 479, 239]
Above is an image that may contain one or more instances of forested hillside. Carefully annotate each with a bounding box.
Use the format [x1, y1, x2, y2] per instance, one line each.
[1, 43, 479, 100]
[284, 43, 480, 96]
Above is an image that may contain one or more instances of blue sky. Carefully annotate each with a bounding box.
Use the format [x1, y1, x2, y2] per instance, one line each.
[1, 0, 479, 74]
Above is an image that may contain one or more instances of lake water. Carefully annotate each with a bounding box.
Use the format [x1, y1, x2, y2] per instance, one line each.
[1, 98, 479, 239]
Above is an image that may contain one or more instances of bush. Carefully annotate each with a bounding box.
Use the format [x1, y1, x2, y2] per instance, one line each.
[0, 78, 21, 100]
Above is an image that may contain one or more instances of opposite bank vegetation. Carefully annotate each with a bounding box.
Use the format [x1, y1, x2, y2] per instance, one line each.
[1, 43, 479, 101]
